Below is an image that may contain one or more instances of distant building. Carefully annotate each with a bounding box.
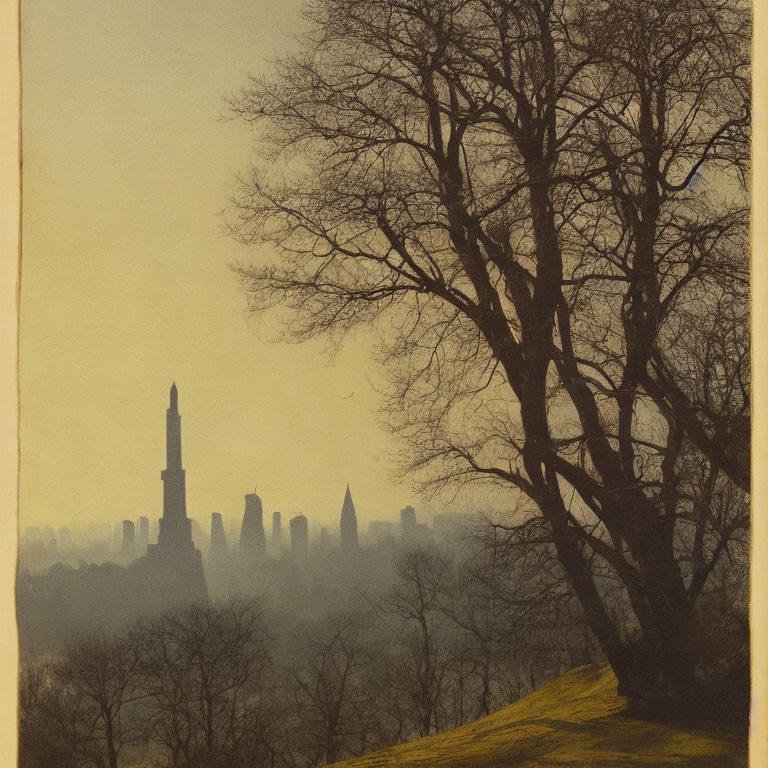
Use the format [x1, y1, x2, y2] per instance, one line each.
[137, 516, 150, 552]
[122, 520, 136, 558]
[113, 522, 123, 552]
[290, 514, 309, 559]
[317, 526, 331, 555]
[400, 506, 431, 544]
[401, 505, 417, 539]
[415, 522, 431, 540]
[210, 512, 228, 561]
[144, 383, 208, 606]
[272, 510, 282, 549]
[240, 492, 266, 566]
[58, 527, 73, 550]
[340, 484, 359, 552]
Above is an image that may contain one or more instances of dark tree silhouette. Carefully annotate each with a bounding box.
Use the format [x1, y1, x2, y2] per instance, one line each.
[288, 614, 375, 764]
[56, 633, 144, 768]
[230, 0, 750, 710]
[136, 601, 271, 768]
[375, 545, 454, 736]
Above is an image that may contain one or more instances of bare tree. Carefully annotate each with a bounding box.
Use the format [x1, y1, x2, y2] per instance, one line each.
[286, 614, 376, 764]
[230, 0, 750, 711]
[54, 632, 144, 768]
[137, 600, 271, 768]
[19, 659, 104, 768]
[374, 545, 454, 736]
[440, 523, 595, 717]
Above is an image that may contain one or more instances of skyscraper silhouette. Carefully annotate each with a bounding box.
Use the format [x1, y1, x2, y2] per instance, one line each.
[144, 383, 207, 606]
[401, 505, 417, 540]
[137, 515, 150, 554]
[272, 510, 282, 550]
[122, 519, 136, 558]
[210, 512, 229, 561]
[290, 514, 309, 560]
[340, 484, 359, 552]
[240, 491, 266, 565]
[157, 383, 190, 550]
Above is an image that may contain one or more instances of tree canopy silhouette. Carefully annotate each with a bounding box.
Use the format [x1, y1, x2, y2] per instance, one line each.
[230, 0, 750, 710]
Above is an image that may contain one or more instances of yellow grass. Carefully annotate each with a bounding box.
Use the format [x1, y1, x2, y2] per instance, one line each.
[328, 664, 747, 768]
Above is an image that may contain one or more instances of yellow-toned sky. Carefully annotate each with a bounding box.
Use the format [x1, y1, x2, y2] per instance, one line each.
[19, 0, 457, 533]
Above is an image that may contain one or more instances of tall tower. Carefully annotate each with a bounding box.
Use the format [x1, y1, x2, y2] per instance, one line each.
[144, 384, 208, 607]
[290, 514, 309, 560]
[401, 505, 417, 540]
[340, 484, 359, 552]
[272, 511, 282, 550]
[239, 491, 266, 564]
[210, 513, 229, 561]
[122, 520, 136, 558]
[157, 382, 191, 550]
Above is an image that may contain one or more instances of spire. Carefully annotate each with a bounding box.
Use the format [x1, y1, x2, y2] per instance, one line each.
[149, 384, 208, 608]
[165, 382, 183, 472]
[340, 484, 358, 551]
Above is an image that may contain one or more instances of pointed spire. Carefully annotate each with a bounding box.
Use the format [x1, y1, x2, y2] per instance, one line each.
[340, 483, 358, 551]
[165, 383, 183, 470]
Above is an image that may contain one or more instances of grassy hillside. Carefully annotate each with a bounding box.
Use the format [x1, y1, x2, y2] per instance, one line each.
[329, 664, 747, 768]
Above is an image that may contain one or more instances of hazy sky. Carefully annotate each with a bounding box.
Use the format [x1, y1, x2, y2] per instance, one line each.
[19, 0, 463, 532]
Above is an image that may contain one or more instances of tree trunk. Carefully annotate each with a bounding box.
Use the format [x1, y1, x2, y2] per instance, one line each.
[104, 715, 118, 768]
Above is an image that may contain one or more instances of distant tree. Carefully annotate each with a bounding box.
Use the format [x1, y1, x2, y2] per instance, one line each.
[287, 614, 375, 764]
[19, 660, 102, 768]
[137, 600, 271, 768]
[55, 632, 144, 768]
[375, 545, 454, 736]
[230, 0, 750, 711]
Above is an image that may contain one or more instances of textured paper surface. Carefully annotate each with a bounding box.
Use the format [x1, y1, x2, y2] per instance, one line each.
[2, 2, 766, 766]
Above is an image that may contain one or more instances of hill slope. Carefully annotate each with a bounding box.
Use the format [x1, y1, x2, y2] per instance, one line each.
[329, 664, 747, 768]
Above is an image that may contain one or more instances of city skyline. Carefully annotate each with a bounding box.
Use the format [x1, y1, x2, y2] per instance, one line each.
[18, 0, 408, 531]
[18, 386, 475, 586]
[21, 379, 484, 537]
[18, 0, 515, 531]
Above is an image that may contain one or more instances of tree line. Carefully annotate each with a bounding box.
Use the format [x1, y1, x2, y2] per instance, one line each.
[18, 537, 598, 768]
[20, 523, 747, 768]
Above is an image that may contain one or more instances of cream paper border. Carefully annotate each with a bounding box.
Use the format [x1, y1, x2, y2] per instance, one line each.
[1, 0, 20, 761]
[749, 1, 767, 765]
[1, 2, 765, 766]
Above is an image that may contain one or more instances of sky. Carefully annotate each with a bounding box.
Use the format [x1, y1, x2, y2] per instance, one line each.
[18, 0, 473, 533]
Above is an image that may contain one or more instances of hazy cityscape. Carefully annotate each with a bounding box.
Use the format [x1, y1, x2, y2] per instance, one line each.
[19, 384, 585, 767]
[18, 384, 481, 585]
[17, 0, 754, 766]
[19, 491, 462, 577]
